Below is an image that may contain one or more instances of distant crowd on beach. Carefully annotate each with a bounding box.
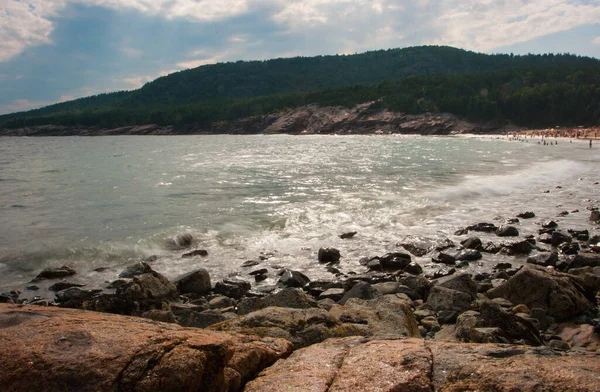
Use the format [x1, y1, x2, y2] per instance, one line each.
[506, 126, 599, 148]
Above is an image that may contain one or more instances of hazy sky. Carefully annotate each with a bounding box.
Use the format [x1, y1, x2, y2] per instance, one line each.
[1, 0, 600, 114]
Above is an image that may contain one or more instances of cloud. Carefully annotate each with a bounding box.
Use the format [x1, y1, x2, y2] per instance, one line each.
[0, 98, 53, 115]
[593, 36, 600, 45]
[177, 52, 230, 69]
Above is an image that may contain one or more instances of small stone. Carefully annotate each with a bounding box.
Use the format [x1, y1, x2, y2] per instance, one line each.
[249, 268, 268, 276]
[496, 226, 519, 237]
[455, 249, 482, 261]
[48, 281, 85, 292]
[404, 261, 423, 275]
[181, 249, 209, 258]
[420, 316, 441, 332]
[494, 262, 512, 270]
[242, 260, 260, 268]
[24, 285, 39, 291]
[460, 237, 482, 250]
[209, 296, 233, 309]
[517, 212, 535, 219]
[432, 252, 456, 265]
[318, 288, 345, 302]
[542, 220, 558, 229]
[32, 266, 76, 281]
[339, 231, 357, 239]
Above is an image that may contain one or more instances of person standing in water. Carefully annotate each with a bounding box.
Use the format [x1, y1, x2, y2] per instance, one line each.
[590, 139, 593, 148]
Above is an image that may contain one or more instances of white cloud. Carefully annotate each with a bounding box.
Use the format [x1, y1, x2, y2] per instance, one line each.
[177, 52, 230, 69]
[593, 36, 600, 45]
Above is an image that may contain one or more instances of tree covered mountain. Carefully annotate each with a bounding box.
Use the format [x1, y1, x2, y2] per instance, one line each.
[1, 45, 599, 130]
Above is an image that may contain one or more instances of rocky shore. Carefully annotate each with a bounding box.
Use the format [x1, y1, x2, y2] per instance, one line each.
[0, 105, 510, 136]
[1, 204, 599, 390]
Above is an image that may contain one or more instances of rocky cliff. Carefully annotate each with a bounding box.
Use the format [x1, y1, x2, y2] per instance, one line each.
[0, 104, 508, 136]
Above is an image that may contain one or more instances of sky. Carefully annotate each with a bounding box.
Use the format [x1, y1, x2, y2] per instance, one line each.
[1, 0, 600, 115]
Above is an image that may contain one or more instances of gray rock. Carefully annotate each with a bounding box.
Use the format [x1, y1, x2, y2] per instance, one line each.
[181, 249, 208, 258]
[141, 309, 176, 323]
[487, 265, 594, 320]
[551, 231, 572, 247]
[501, 240, 532, 255]
[460, 237, 482, 249]
[339, 281, 379, 305]
[590, 210, 600, 222]
[48, 281, 85, 292]
[427, 286, 472, 314]
[404, 261, 423, 275]
[214, 279, 251, 299]
[517, 211, 535, 219]
[432, 252, 456, 265]
[569, 253, 600, 269]
[209, 296, 233, 309]
[174, 269, 212, 295]
[435, 273, 477, 298]
[319, 288, 345, 302]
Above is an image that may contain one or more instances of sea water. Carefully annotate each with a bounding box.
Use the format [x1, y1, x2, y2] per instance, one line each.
[0, 135, 598, 296]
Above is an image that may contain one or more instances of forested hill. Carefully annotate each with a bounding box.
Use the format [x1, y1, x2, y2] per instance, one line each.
[1, 45, 600, 130]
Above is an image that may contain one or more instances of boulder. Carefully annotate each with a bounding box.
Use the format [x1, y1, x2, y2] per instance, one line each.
[329, 294, 420, 338]
[434, 273, 477, 298]
[174, 269, 212, 295]
[426, 286, 472, 314]
[236, 288, 318, 315]
[339, 281, 379, 305]
[210, 307, 368, 348]
[551, 231, 572, 246]
[559, 323, 600, 352]
[0, 304, 291, 392]
[317, 247, 341, 263]
[32, 266, 76, 281]
[487, 265, 594, 320]
[214, 279, 251, 300]
[570, 253, 600, 269]
[245, 337, 600, 392]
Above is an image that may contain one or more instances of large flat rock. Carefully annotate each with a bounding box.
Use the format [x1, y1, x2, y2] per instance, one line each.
[245, 337, 600, 391]
[0, 304, 292, 392]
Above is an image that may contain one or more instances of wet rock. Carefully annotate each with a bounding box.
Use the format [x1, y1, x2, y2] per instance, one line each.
[25, 285, 39, 291]
[426, 265, 456, 279]
[496, 226, 519, 237]
[433, 238, 455, 252]
[277, 269, 310, 288]
[404, 261, 423, 275]
[32, 266, 76, 281]
[376, 252, 412, 272]
[538, 233, 553, 244]
[517, 211, 535, 219]
[56, 288, 102, 303]
[542, 220, 558, 229]
[0, 303, 292, 392]
[48, 281, 85, 292]
[569, 253, 600, 269]
[494, 262, 512, 270]
[559, 242, 580, 255]
[551, 231, 572, 247]
[527, 252, 559, 267]
[339, 231, 357, 239]
[454, 228, 469, 236]
[432, 252, 456, 265]
[317, 247, 341, 263]
[174, 269, 212, 295]
[241, 260, 260, 268]
[339, 281, 379, 305]
[467, 222, 498, 233]
[487, 265, 595, 320]
[236, 288, 318, 315]
[568, 229, 589, 241]
[590, 210, 600, 222]
[181, 249, 209, 258]
[455, 249, 482, 261]
[249, 268, 268, 276]
[501, 240, 533, 255]
[400, 242, 429, 257]
[214, 279, 251, 300]
[481, 241, 502, 254]
[460, 237, 482, 250]
[167, 231, 196, 249]
[118, 263, 147, 279]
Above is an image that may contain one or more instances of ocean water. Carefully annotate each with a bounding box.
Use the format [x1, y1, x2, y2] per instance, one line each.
[0, 135, 598, 296]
